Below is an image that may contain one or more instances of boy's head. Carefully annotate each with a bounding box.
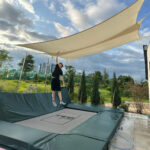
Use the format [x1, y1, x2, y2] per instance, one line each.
[58, 63, 63, 68]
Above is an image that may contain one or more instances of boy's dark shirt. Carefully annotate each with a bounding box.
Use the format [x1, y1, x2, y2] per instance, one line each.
[52, 64, 63, 79]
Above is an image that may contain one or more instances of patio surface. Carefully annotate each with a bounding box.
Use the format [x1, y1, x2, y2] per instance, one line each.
[109, 112, 150, 150]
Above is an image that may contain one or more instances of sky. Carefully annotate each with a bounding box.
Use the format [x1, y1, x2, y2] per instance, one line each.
[0, 0, 150, 81]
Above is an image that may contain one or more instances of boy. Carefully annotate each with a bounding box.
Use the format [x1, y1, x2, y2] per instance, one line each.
[51, 56, 66, 106]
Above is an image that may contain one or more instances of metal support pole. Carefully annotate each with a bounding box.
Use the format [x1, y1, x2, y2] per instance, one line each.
[148, 45, 150, 109]
[16, 52, 27, 92]
[144, 44, 150, 109]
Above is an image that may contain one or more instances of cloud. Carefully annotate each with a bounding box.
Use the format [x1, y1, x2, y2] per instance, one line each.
[140, 28, 150, 37]
[123, 45, 143, 54]
[49, 2, 55, 12]
[54, 22, 75, 37]
[68, 46, 145, 81]
[62, 0, 126, 31]
[16, 0, 35, 14]
[86, 0, 126, 23]
[6, 0, 35, 14]
[0, 1, 33, 27]
[0, 26, 56, 44]
[2, 34, 26, 42]
[63, 1, 91, 31]
[25, 30, 56, 41]
[0, 20, 14, 31]
[5, 0, 43, 24]
[0, 0, 56, 44]
[0, 20, 56, 44]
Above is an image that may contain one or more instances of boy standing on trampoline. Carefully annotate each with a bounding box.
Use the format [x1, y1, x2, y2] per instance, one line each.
[51, 56, 66, 106]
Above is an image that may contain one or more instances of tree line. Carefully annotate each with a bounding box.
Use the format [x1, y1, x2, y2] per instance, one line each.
[66, 65, 123, 108]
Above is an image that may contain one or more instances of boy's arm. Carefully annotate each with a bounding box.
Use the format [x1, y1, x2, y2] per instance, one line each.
[56, 56, 58, 64]
[62, 76, 65, 87]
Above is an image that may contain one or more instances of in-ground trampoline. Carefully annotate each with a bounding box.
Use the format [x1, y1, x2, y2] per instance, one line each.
[0, 88, 124, 150]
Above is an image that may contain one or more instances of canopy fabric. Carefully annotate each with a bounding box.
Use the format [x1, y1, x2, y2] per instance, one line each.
[18, 0, 144, 60]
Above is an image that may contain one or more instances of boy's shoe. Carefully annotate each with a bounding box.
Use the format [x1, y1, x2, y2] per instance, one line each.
[60, 101, 66, 105]
[52, 100, 57, 107]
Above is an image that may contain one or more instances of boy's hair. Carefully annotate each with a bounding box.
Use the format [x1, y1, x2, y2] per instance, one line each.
[59, 62, 63, 67]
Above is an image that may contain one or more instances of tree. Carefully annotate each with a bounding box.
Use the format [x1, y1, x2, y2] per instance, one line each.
[86, 73, 93, 84]
[65, 65, 75, 98]
[18, 54, 34, 79]
[118, 75, 134, 97]
[95, 71, 102, 84]
[0, 49, 12, 68]
[74, 72, 82, 83]
[3, 70, 9, 79]
[103, 68, 109, 88]
[111, 72, 121, 108]
[13, 71, 19, 80]
[68, 72, 74, 93]
[78, 71, 87, 103]
[91, 71, 100, 105]
[118, 75, 134, 84]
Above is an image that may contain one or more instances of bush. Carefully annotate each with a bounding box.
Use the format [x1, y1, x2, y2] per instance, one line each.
[119, 103, 129, 112]
[120, 88, 131, 97]
[69, 92, 74, 100]
[106, 86, 111, 91]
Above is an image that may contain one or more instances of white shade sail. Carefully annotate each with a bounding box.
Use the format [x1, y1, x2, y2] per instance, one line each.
[17, 0, 144, 60]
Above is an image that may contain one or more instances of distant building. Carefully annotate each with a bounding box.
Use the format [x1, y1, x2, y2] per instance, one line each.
[39, 63, 46, 73]
[39, 63, 52, 74]
[39, 64, 42, 73]
[46, 64, 50, 74]
[43, 63, 46, 73]
[33, 65, 38, 72]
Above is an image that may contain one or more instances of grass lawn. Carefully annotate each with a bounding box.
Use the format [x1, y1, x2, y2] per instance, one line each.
[73, 85, 149, 103]
[0, 80, 51, 93]
[100, 89, 111, 102]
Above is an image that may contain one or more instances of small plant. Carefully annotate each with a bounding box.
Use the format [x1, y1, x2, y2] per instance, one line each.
[120, 103, 129, 112]
[128, 82, 148, 114]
